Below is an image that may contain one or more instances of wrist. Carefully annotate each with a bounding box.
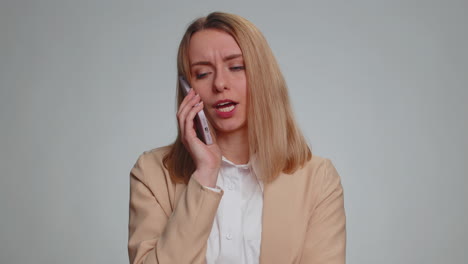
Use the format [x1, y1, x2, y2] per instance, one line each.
[193, 168, 219, 188]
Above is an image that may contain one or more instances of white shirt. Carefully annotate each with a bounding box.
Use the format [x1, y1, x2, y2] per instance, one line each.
[204, 156, 264, 264]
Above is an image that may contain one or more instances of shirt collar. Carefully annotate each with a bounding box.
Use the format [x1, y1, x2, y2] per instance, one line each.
[221, 156, 251, 169]
[221, 154, 264, 192]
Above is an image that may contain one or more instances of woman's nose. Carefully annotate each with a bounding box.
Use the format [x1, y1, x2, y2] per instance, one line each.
[213, 70, 228, 93]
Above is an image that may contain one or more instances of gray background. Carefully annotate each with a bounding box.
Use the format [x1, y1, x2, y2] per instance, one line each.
[1, 0, 467, 263]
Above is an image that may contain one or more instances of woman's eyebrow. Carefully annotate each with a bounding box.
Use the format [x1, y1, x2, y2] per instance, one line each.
[191, 54, 243, 67]
[223, 54, 242, 61]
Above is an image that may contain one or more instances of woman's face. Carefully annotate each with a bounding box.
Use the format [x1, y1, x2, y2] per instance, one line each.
[188, 29, 247, 135]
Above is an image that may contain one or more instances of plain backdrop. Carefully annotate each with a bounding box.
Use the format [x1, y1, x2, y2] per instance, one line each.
[1, 0, 467, 263]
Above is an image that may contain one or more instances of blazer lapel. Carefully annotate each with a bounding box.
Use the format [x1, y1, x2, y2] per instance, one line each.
[259, 172, 296, 264]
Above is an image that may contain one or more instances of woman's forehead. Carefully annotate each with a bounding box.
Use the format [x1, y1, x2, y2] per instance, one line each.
[188, 29, 242, 61]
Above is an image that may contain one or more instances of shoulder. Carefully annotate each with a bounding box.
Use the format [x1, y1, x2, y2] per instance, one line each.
[130, 145, 172, 185]
[136, 145, 171, 164]
[129, 145, 177, 218]
[278, 154, 338, 188]
[133, 146, 171, 170]
[299, 154, 339, 180]
[290, 154, 342, 200]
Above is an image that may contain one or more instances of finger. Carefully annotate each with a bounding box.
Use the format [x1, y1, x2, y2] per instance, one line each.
[178, 95, 200, 142]
[177, 88, 195, 116]
[179, 93, 201, 136]
[177, 91, 199, 141]
[177, 91, 199, 121]
[184, 100, 204, 139]
[184, 101, 205, 143]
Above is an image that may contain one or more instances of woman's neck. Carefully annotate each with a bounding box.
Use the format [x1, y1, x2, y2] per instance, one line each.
[216, 128, 249, 165]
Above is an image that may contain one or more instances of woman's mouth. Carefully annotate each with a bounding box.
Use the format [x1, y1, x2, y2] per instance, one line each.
[213, 100, 238, 117]
[216, 102, 236, 112]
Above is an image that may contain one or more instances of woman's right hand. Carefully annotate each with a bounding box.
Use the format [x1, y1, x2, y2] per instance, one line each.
[177, 88, 221, 188]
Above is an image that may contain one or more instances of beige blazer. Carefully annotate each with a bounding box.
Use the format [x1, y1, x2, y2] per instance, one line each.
[128, 147, 346, 264]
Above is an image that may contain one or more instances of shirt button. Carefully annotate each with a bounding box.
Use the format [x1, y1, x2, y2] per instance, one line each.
[226, 233, 233, 240]
[228, 183, 234, 190]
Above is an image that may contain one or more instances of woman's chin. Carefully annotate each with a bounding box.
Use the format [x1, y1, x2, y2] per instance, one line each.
[213, 122, 247, 136]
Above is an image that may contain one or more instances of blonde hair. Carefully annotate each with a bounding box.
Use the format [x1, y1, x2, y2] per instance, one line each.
[163, 12, 311, 183]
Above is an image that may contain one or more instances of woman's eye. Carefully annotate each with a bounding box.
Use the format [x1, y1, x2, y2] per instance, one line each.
[230, 66, 245, 71]
[196, 73, 208, 79]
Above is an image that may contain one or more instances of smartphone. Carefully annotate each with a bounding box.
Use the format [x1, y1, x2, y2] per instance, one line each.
[179, 76, 213, 145]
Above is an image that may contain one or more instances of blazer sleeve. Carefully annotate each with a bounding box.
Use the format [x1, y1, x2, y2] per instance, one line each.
[128, 152, 223, 264]
[301, 159, 346, 264]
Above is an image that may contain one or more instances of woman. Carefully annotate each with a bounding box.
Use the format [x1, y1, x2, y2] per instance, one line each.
[128, 12, 346, 264]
